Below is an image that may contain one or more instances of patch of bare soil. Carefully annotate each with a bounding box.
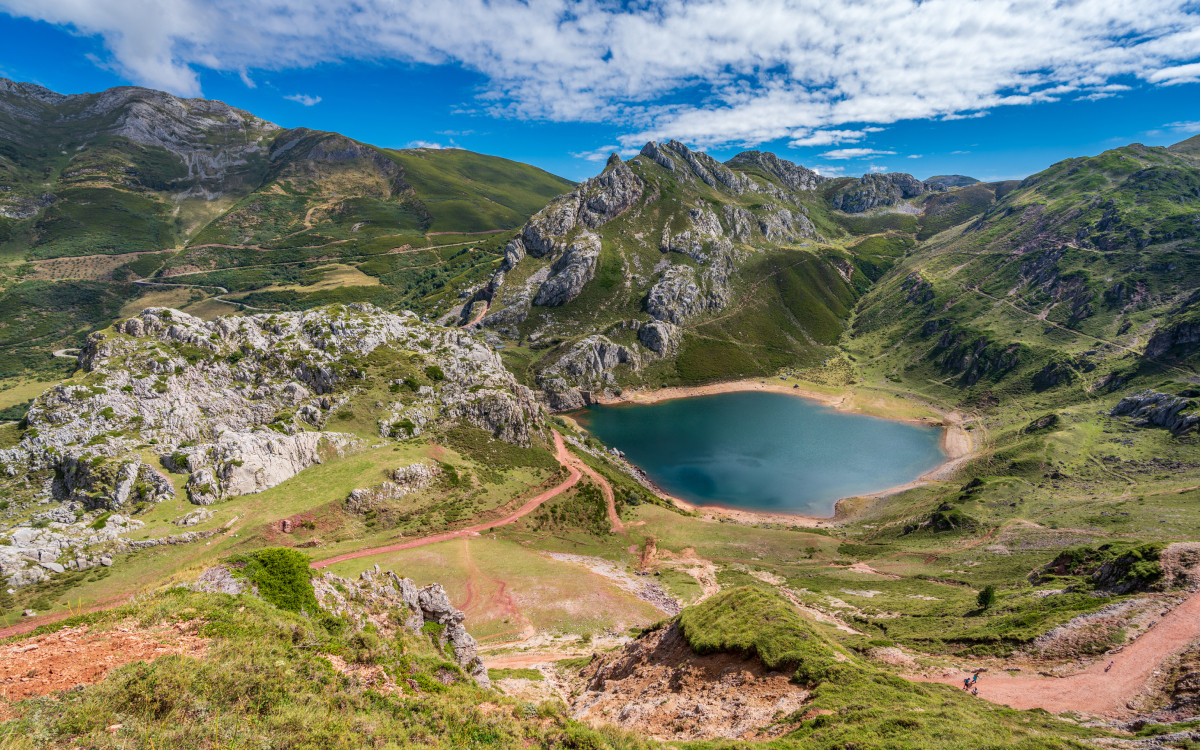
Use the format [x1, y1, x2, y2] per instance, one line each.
[325, 654, 402, 695]
[0, 620, 208, 708]
[570, 623, 808, 741]
[544, 552, 681, 615]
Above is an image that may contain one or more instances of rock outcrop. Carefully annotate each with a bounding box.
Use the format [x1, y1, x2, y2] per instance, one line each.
[1146, 315, 1200, 361]
[312, 568, 489, 686]
[0, 303, 543, 585]
[1110, 390, 1199, 436]
[536, 336, 640, 410]
[831, 172, 938, 213]
[534, 232, 601, 306]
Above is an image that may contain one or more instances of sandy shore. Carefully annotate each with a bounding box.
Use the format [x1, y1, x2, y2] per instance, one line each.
[588, 378, 979, 527]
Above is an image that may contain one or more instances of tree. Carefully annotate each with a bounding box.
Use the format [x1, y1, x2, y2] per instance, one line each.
[977, 584, 997, 610]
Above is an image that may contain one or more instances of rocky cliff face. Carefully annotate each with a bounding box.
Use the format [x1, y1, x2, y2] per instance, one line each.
[0, 303, 543, 587]
[831, 172, 939, 213]
[0, 77, 278, 197]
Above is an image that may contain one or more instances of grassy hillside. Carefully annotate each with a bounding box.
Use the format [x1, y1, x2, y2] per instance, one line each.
[0, 80, 572, 383]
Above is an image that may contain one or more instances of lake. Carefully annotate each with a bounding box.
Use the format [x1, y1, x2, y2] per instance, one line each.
[574, 390, 945, 516]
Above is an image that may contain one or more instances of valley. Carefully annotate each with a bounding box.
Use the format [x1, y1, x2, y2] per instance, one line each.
[0, 78, 1199, 749]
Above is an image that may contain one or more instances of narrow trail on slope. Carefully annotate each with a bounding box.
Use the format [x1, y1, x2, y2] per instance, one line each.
[564, 449, 623, 533]
[461, 301, 489, 328]
[911, 588, 1200, 717]
[311, 432, 581, 569]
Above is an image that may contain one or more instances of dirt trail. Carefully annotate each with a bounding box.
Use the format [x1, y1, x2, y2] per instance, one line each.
[311, 432, 581, 569]
[461, 301, 489, 328]
[914, 588, 1200, 717]
[564, 450, 623, 533]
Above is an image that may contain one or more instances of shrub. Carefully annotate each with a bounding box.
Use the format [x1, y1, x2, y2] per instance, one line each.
[226, 548, 318, 614]
[977, 585, 997, 610]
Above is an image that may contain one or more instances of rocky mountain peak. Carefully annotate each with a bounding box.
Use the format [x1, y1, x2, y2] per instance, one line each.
[726, 150, 826, 191]
[831, 171, 941, 213]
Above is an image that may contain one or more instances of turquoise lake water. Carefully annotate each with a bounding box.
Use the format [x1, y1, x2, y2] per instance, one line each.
[574, 391, 945, 517]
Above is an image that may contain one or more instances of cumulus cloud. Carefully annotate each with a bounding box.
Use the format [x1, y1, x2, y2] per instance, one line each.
[284, 93, 321, 106]
[821, 148, 896, 160]
[404, 140, 447, 149]
[2, 0, 1198, 147]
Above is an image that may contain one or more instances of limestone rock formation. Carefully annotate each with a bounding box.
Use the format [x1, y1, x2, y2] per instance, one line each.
[0, 303, 543, 586]
[1110, 390, 1199, 435]
[312, 569, 489, 686]
[638, 320, 681, 355]
[534, 232, 602, 306]
[831, 172, 938, 213]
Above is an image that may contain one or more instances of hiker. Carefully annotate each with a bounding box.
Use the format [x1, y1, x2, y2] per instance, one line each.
[963, 677, 971, 689]
[972, 686, 979, 696]
[971, 673, 978, 685]
[1105, 661, 1114, 673]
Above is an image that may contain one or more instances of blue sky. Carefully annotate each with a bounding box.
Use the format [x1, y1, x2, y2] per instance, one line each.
[1, 0, 1198, 183]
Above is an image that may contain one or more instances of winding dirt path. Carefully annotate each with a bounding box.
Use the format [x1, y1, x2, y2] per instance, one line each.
[913, 589, 1200, 717]
[311, 432, 581, 569]
[564, 449, 623, 533]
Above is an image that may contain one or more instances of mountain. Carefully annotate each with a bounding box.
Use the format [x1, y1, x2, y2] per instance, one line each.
[925, 174, 980, 189]
[852, 136, 1200, 409]
[0, 78, 573, 260]
[472, 141, 999, 407]
[6, 99, 1200, 748]
[0, 78, 572, 380]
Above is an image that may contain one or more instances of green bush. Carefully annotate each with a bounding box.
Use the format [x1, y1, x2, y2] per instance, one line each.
[226, 548, 318, 614]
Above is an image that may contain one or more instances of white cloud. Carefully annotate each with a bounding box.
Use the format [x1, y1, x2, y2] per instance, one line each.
[284, 93, 321, 106]
[810, 165, 845, 177]
[2, 0, 1199, 147]
[1147, 62, 1200, 85]
[906, 154, 922, 159]
[404, 140, 446, 149]
[787, 127, 882, 148]
[821, 148, 896, 160]
[866, 164, 888, 173]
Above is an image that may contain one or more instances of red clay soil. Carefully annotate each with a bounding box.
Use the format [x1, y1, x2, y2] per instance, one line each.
[0, 621, 207, 707]
[311, 432, 581, 569]
[0, 595, 132, 641]
[915, 589, 1200, 717]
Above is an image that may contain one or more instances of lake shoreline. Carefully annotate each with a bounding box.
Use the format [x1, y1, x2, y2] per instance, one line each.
[585, 378, 978, 527]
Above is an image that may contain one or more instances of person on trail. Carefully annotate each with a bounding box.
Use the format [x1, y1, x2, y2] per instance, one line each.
[972, 673, 978, 685]
[1105, 661, 1114, 673]
[964, 677, 971, 689]
[972, 686, 979, 696]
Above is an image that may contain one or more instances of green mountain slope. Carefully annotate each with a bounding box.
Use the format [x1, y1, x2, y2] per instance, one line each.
[852, 137, 1200, 411]
[0, 78, 572, 381]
